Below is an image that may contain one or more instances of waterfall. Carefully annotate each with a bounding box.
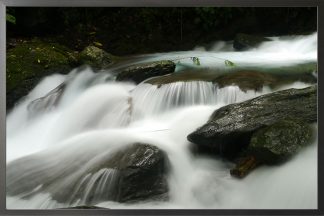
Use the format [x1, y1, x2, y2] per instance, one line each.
[6, 33, 317, 209]
[131, 82, 270, 117]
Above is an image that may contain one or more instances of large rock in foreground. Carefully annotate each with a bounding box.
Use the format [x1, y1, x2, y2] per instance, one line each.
[230, 119, 313, 178]
[106, 143, 169, 203]
[7, 143, 169, 205]
[249, 119, 313, 162]
[116, 60, 176, 84]
[187, 85, 317, 157]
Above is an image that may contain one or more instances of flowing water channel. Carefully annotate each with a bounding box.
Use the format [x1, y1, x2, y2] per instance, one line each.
[6, 33, 317, 209]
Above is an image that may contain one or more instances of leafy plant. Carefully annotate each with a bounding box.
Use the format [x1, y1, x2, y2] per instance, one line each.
[6, 13, 16, 24]
[225, 60, 235, 67]
[172, 56, 236, 67]
[190, 57, 201, 66]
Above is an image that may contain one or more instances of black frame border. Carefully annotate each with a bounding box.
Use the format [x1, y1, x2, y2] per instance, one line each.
[0, 0, 322, 215]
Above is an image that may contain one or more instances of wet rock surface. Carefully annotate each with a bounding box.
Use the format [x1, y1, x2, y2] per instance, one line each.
[116, 60, 176, 84]
[230, 119, 313, 178]
[187, 85, 317, 157]
[79, 45, 115, 69]
[7, 143, 170, 205]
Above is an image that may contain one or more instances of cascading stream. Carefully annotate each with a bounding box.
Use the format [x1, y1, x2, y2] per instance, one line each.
[6, 33, 317, 209]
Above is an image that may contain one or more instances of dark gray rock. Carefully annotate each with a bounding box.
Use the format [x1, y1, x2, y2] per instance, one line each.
[116, 60, 176, 84]
[233, 33, 270, 51]
[187, 85, 317, 157]
[230, 119, 313, 178]
[249, 119, 313, 163]
[109, 143, 169, 203]
[7, 143, 169, 205]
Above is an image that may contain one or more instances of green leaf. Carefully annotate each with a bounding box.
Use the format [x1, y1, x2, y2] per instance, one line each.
[225, 59, 235, 67]
[6, 13, 16, 24]
[93, 41, 103, 47]
[191, 57, 201, 66]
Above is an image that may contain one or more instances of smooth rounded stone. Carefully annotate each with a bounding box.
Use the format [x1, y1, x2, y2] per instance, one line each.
[6, 143, 170, 205]
[233, 33, 271, 51]
[100, 143, 170, 203]
[187, 85, 317, 158]
[79, 45, 115, 69]
[116, 60, 176, 84]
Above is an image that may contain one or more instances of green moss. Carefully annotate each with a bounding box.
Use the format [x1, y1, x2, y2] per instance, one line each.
[6, 38, 76, 93]
[79, 45, 116, 69]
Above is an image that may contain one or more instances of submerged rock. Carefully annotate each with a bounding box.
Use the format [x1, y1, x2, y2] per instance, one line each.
[233, 33, 270, 51]
[213, 71, 277, 92]
[27, 82, 66, 116]
[230, 119, 313, 178]
[187, 85, 317, 157]
[116, 60, 176, 84]
[79, 45, 115, 69]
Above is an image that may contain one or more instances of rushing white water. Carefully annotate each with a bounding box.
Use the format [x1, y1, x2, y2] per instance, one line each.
[6, 33, 317, 209]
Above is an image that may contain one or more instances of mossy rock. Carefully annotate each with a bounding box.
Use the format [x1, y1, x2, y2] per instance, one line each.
[79, 45, 115, 69]
[6, 38, 77, 109]
[213, 71, 277, 92]
[249, 119, 313, 163]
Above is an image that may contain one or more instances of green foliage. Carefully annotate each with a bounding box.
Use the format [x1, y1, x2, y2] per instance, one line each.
[6, 13, 16, 24]
[225, 60, 235, 67]
[191, 57, 201, 66]
[172, 56, 235, 67]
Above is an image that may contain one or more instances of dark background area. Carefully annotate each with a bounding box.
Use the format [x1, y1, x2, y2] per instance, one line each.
[6, 7, 317, 55]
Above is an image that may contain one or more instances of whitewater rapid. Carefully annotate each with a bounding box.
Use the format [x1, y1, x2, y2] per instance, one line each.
[6, 33, 317, 209]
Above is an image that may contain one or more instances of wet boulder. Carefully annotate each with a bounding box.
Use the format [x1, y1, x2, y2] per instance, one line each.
[233, 33, 270, 51]
[79, 45, 115, 69]
[187, 85, 317, 158]
[116, 60, 176, 84]
[230, 119, 313, 178]
[249, 119, 313, 162]
[7, 143, 169, 205]
[108, 143, 169, 202]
